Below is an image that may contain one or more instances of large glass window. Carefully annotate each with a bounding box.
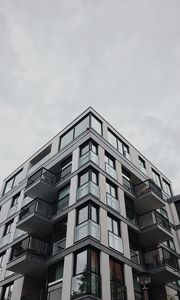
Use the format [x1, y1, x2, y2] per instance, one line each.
[106, 181, 117, 198]
[105, 152, 115, 169]
[1, 282, 14, 300]
[11, 193, 20, 207]
[74, 248, 99, 275]
[125, 195, 138, 225]
[78, 169, 98, 187]
[80, 140, 98, 157]
[60, 114, 102, 150]
[107, 129, 130, 159]
[139, 157, 147, 174]
[152, 169, 161, 188]
[74, 116, 89, 139]
[3, 220, 13, 236]
[3, 170, 23, 195]
[108, 215, 120, 236]
[57, 184, 70, 211]
[60, 156, 72, 180]
[163, 179, 172, 196]
[107, 130, 117, 149]
[77, 204, 99, 225]
[110, 258, 124, 284]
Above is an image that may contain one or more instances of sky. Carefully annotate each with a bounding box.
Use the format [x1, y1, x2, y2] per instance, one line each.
[0, 0, 180, 194]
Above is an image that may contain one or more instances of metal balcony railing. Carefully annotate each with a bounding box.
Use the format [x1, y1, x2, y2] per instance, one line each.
[139, 210, 171, 231]
[10, 237, 48, 261]
[144, 247, 179, 270]
[27, 168, 57, 187]
[71, 271, 101, 298]
[135, 179, 163, 200]
[19, 199, 52, 221]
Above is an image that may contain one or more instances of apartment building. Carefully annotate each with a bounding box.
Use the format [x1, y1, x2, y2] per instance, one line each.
[0, 107, 180, 300]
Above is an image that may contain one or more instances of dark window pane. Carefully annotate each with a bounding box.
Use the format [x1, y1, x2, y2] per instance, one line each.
[108, 216, 112, 232]
[48, 288, 62, 300]
[60, 129, 73, 149]
[115, 262, 124, 284]
[113, 220, 119, 235]
[74, 116, 89, 139]
[91, 143, 97, 154]
[91, 171, 97, 184]
[91, 249, 98, 273]
[80, 143, 90, 156]
[117, 140, 123, 154]
[79, 172, 89, 186]
[91, 115, 102, 135]
[76, 250, 87, 274]
[78, 206, 88, 224]
[48, 261, 64, 283]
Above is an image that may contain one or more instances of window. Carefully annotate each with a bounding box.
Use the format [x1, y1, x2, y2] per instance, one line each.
[139, 157, 147, 174]
[107, 129, 130, 160]
[48, 261, 64, 284]
[105, 152, 115, 169]
[80, 140, 98, 157]
[60, 156, 72, 180]
[152, 169, 161, 188]
[108, 215, 120, 236]
[29, 145, 51, 170]
[106, 181, 117, 198]
[77, 203, 99, 225]
[57, 184, 70, 211]
[122, 167, 134, 193]
[1, 282, 14, 300]
[3, 220, 13, 236]
[60, 114, 102, 150]
[110, 258, 125, 300]
[125, 195, 138, 225]
[0, 252, 6, 271]
[3, 170, 23, 195]
[78, 169, 98, 187]
[74, 248, 100, 275]
[163, 179, 172, 196]
[11, 193, 20, 207]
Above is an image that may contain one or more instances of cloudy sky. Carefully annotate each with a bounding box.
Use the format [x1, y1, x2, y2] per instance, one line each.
[0, 0, 180, 194]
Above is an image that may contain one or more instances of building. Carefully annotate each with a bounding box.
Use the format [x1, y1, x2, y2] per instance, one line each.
[0, 107, 180, 300]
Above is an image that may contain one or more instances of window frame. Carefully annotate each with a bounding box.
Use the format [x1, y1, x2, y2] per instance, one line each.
[73, 247, 100, 276]
[3, 169, 23, 195]
[76, 203, 99, 225]
[80, 139, 98, 157]
[78, 168, 98, 187]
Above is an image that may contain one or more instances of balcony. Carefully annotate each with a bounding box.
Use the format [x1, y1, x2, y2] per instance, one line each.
[71, 271, 101, 298]
[130, 250, 141, 265]
[144, 247, 180, 285]
[79, 151, 99, 167]
[106, 193, 120, 212]
[122, 176, 135, 194]
[108, 231, 124, 254]
[139, 211, 172, 247]
[134, 179, 164, 214]
[74, 220, 100, 242]
[110, 281, 127, 300]
[77, 182, 99, 200]
[24, 168, 57, 202]
[16, 199, 52, 236]
[105, 163, 117, 179]
[7, 237, 48, 277]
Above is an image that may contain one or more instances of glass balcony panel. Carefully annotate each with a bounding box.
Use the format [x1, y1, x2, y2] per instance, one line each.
[20, 199, 52, 221]
[71, 272, 101, 298]
[144, 247, 179, 270]
[108, 231, 124, 253]
[105, 163, 117, 179]
[106, 193, 120, 212]
[77, 182, 99, 200]
[110, 281, 127, 300]
[75, 220, 100, 242]
[122, 177, 134, 194]
[79, 151, 99, 167]
[139, 211, 171, 231]
[27, 168, 57, 187]
[135, 180, 163, 199]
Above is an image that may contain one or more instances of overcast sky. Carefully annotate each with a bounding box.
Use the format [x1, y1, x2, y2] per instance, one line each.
[0, 0, 180, 194]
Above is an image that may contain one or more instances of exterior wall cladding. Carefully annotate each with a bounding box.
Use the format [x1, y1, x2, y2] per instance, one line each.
[0, 107, 180, 300]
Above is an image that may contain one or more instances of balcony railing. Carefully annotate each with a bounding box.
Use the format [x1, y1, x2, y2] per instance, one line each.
[19, 199, 52, 221]
[106, 193, 120, 212]
[77, 182, 99, 200]
[79, 151, 99, 167]
[105, 163, 117, 179]
[27, 168, 57, 187]
[110, 281, 127, 300]
[74, 220, 100, 242]
[10, 237, 48, 261]
[71, 271, 101, 298]
[135, 179, 163, 200]
[122, 177, 135, 194]
[144, 247, 179, 270]
[108, 231, 124, 254]
[139, 210, 171, 231]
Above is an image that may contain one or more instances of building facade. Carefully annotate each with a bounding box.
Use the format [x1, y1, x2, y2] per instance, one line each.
[0, 107, 180, 300]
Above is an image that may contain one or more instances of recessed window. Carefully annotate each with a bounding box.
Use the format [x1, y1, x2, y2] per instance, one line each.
[106, 181, 117, 198]
[163, 179, 172, 196]
[60, 129, 74, 149]
[1, 282, 14, 300]
[109, 258, 124, 285]
[139, 157, 147, 174]
[74, 248, 100, 275]
[80, 140, 98, 157]
[152, 169, 161, 188]
[108, 215, 120, 236]
[74, 116, 89, 139]
[48, 260, 64, 284]
[107, 129, 130, 160]
[60, 156, 72, 180]
[3, 220, 13, 236]
[57, 184, 70, 211]
[91, 114, 102, 135]
[78, 169, 98, 187]
[11, 193, 20, 207]
[29, 145, 51, 170]
[77, 203, 99, 225]
[105, 152, 115, 169]
[3, 170, 23, 195]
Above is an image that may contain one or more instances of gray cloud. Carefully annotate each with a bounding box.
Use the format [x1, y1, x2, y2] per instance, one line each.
[0, 0, 180, 193]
